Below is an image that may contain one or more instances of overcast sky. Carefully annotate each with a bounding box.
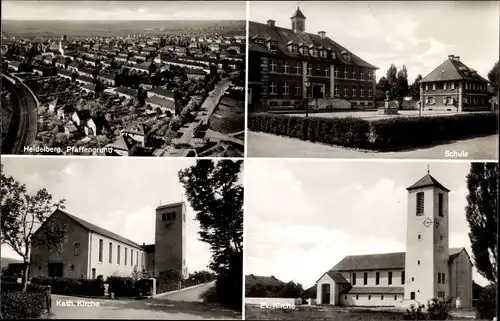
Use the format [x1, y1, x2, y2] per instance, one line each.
[2, 1, 245, 21]
[250, 1, 499, 82]
[1, 157, 218, 275]
[245, 160, 491, 288]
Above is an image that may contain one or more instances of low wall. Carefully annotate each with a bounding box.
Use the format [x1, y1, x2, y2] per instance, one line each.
[245, 297, 302, 306]
[313, 98, 352, 110]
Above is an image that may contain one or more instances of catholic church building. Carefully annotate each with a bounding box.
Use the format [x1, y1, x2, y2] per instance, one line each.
[29, 202, 187, 281]
[248, 6, 378, 111]
[315, 172, 473, 308]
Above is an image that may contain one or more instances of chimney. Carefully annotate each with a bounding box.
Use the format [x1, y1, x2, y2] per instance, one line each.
[267, 20, 275, 28]
[143, 242, 145, 246]
[318, 31, 326, 39]
[448, 54, 455, 60]
[271, 275, 275, 279]
[455, 56, 460, 61]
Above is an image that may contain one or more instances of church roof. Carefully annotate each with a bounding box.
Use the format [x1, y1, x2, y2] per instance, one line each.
[406, 173, 450, 192]
[316, 271, 350, 284]
[156, 201, 184, 210]
[291, 7, 306, 19]
[330, 248, 466, 271]
[50, 209, 144, 249]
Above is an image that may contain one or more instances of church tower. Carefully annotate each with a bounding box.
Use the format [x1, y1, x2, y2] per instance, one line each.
[291, 6, 306, 33]
[404, 168, 450, 305]
[154, 202, 187, 279]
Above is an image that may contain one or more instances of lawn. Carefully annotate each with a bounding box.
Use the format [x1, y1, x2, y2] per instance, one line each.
[245, 304, 484, 321]
[209, 98, 244, 134]
[283, 110, 490, 120]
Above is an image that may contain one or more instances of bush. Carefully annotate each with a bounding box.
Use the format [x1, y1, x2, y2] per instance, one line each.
[31, 276, 104, 296]
[157, 269, 183, 293]
[476, 284, 496, 319]
[106, 276, 136, 297]
[1, 281, 48, 294]
[248, 112, 498, 151]
[1, 291, 48, 319]
[403, 297, 452, 320]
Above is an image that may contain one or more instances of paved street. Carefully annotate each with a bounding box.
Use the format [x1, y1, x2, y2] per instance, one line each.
[48, 290, 240, 320]
[248, 131, 499, 160]
[156, 281, 215, 302]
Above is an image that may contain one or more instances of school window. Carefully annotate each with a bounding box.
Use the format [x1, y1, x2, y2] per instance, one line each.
[368, 89, 372, 98]
[352, 71, 356, 79]
[109, 242, 113, 264]
[316, 65, 321, 75]
[356, 295, 359, 300]
[368, 295, 371, 300]
[444, 82, 447, 90]
[352, 273, 357, 285]
[425, 84, 429, 91]
[344, 69, 348, 78]
[412, 277, 415, 282]
[451, 82, 455, 89]
[269, 41, 278, 51]
[401, 271, 405, 285]
[360, 72, 364, 80]
[344, 295, 347, 300]
[270, 82, 277, 94]
[442, 273, 445, 284]
[438, 272, 441, 284]
[352, 86, 357, 96]
[324, 66, 329, 77]
[394, 295, 397, 300]
[418, 234, 421, 240]
[418, 260, 420, 265]
[117, 245, 121, 264]
[320, 50, 327, 58]
[388, 272, 393, 285]
[295, 84, 301, 96]
[439, 193, 444, 217]
[334, 85, 340, 97]
[416, 192, 424, 215]
[344, 86, 348, 96]
[363, 272, 368, 285]
[360, 88, 364, 97]
[291, 45, 298, 53]
[283, 82, 289, 95]
[381, 295, 384, 300]
[376, 272, 380, 285]
[410, 292, 416, 300]
[283, 62, 289, 73]
[294, 62, 301, 74]
[270, 60, 277, 72]
[307, 65, 312, 75]
[432, 83, 436, 90]
[334, 67, 339, 78]
[98, 239, 103, 262]
[368, 72, 372, 80]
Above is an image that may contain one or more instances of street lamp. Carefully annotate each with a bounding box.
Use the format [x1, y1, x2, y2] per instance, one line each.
[304, 77, 312, 118]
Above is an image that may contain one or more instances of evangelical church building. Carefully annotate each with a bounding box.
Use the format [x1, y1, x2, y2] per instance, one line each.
[29, 202, 187, 280]
[315, 172, 473, 308]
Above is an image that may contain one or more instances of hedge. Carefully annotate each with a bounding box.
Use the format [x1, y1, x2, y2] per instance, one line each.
[248, 112, 498, 151]
[106, 276, 137, 297]
[1, 291, 48, 319]
[1, 281, 50, 319]
[31, 276, 104, 296]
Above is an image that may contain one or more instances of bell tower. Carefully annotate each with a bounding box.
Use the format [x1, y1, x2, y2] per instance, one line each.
[404, 166, 449, 305]
[154, 202, 187, 279]
[291, 6, 306, 33]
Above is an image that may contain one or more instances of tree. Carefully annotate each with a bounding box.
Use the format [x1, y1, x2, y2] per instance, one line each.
[1, 164, 67, 291]
[178, 160, 243, 309]
[376, 76, 390, 101]
[131, 265, 144, 281]
[487, 61, 499, 94]
[465, 162, 498, 284]
[410, 74, 423, 100]
[395, 65, 409, 101]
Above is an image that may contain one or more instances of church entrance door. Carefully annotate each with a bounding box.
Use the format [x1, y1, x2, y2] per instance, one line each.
[321, 283, 331, 304]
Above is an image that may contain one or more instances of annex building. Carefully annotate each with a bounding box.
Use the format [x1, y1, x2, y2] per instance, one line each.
[29, 202, 187, 280]
[248, 6, 378, 111]
[315, 172, 473, 308]
[419, 55, 490, 112]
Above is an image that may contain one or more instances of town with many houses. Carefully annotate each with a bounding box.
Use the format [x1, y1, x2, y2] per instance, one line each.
[1, 24, 245, 157]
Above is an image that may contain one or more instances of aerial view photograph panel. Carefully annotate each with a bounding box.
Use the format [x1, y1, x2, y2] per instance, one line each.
[1, 1, 246, 157]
